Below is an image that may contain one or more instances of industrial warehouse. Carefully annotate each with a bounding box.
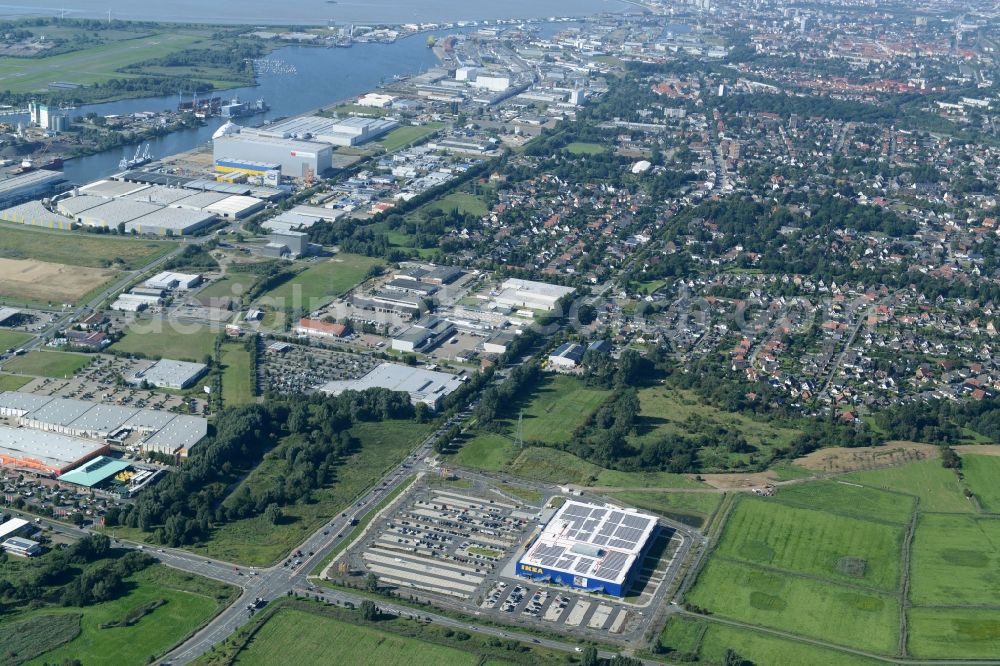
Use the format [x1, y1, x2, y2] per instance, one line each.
[0, 172, 269, 236]
[320, 362, 465, 411]
[0, 391, 208, 461]
[517, 501, 659, 597]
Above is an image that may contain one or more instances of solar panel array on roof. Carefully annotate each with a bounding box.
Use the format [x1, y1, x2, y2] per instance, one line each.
[519, 500, 658, 587]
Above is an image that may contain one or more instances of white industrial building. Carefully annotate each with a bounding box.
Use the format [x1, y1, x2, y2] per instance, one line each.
[493, 278, 575, 312]
[0, 200, 75, 230]
[146, 272, 202, 290]
[320, 362, 465, 411]
[0, 391, 208, 458]
[130, 359, 208, 390]
[246, 115, 399, 147]
[213, 133, 334, 178]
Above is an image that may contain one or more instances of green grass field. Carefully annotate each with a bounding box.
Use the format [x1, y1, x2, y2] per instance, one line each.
[565, 142, 607, 155]
[234, 609, 481, 666]
[503, 445, 704, 488]
[845, 458, 974, 513]
[686, 558, 899, 654]
[909, 513, 1000, 605]
[111, 325, 217, 363]
[772, 481, 914, 525]
[605, 491, 722, 528]
[0, 329, 31, 350]
[2, 351, 92, 378]
[907, 607, 1000, 659]
[0, 30, 241, 95]
[631, 387, 802, 467]
[715, 498, 904, 591]
[0, 372, 31, 391]
[423, 191, 490, 217]
[0, 614, 81, 665]
[0, 225, 174, 269]
[960, 454, 1000, 512]
[23, 565, 236, 666]
[376, 123, 443, 152]
[220, 343, 254, 406]
[203, 420, 432, 565]
[660, 616, 882, 666]
[507, 375, 611, 444]
[256, 254, 380, 311]
[453, 432, 516, 471]
[196, 275, 259, 301]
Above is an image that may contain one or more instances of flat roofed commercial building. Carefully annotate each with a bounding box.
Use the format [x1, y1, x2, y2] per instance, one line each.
[21, 397, 94, 434]
[140, 415, 207, 457]
[0, 424, 108, 475]
[204, 195, 265, 219]
[0, 170, 68, 207]
[56, 194, 107, 218]
[3, 536, 41, 557]
[130, 185, 197, 206]
[0, 392, 54, 417]
[57, 456, 132, 488]
[213, 134, 333, 178]
[494, 278, 575, 311]
[78, 179, 150, 199]
[517, 500, 658, 596]
[77, 198, 161, 228]
[0, 518, 30, 541]
[320, 362, 464, 411]
[171, 190, 230, 210]
[130, 359, 208, 390]
[126, 207, 216, 236]
[0, 201, 74, 230]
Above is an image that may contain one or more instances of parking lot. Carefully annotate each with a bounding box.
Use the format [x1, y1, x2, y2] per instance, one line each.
[349, 487, 531, 601]
[331, 477, 689, 642]
[262, 342, 379, 394]
[14, 355, 203, 413]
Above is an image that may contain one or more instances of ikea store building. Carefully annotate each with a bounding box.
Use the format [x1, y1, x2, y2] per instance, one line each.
[517, 500, 658, 597]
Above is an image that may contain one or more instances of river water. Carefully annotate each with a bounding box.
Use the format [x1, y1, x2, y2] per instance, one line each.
[37, 18, 687, 184]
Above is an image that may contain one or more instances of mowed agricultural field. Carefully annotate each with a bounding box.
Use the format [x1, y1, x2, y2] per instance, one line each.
[0, 225, 175, 269]
[565, 142, 608, 155]
[0, 373, 31, 391]
[0, 30, 234, 94]
[0, 329, 31, 350]
[2, 350, 92, 378]
[515, 375, 611, 444]
[844, 457, 975, 513]
[202, 420, 433, 565]
[256, 254, 380, 310]
[375, 122, 443, 152]
[23, 565, 237, 666]
[422, 191, 490, 217]
[220, 343, 254, 406]
[771, 480, 915, 525]
[960, 454, 1000, 512]
[686, 557, 899, 654]
[196, 275, 260, 301]
[605, 490, 722, 529]
[232, 609, 482, 666]
[111, 324, 217, 363]
[909, 513, 1000, 606]
[714, 497, 905, 591]
[0, 257, 115, 304]
[660, 615, 882, 666]
[907, 607, 1000, 659]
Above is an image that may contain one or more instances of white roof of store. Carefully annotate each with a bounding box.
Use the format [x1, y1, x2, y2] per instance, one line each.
[57, 195, 107, 216]
[0, 201, 73, 226]
[520, 500, 658, 586]
[131, 359, 207, 388]
[78, 179, 151, 199]
[141, 415, 207, 451]
[0, 423, 105, 470]
[127, 207, 215, 233]
[320, 362, 463, 404]
[78, 198, 161, 226]
[204, 195, 262, 217]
